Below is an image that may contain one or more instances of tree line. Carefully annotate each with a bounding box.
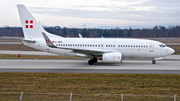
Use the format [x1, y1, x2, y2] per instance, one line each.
[0, 26, 180, 38]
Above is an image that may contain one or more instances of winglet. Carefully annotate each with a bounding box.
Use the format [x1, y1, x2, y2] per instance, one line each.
[78, 33, 83, 38]
[42, 32, 57, 48]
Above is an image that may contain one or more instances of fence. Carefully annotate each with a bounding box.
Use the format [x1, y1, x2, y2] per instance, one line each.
[0, 92, 179, 101]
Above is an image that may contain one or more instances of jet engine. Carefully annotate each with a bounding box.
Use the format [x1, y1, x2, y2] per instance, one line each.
[102, 53, 122, 63]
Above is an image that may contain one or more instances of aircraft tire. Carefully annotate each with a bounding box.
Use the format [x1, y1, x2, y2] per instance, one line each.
[88, 60, 94, 65]
[152, 60, 156, 64]
[93, 57, 98, 63]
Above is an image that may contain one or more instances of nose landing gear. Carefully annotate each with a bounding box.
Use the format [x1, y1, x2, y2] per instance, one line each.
[152, 59, 156, 64]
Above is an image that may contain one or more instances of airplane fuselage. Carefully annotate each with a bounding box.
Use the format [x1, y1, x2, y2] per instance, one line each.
[23, 38, 174, 59]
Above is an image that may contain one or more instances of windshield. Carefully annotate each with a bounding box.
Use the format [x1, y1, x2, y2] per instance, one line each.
[159, 44, 166, 47]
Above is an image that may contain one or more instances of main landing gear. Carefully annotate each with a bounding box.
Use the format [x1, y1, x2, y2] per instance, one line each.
[88, 57, 98, 65]
[152, 59, 156, 64]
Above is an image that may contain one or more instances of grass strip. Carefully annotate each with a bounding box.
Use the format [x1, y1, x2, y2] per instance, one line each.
[0, 73, 179, 101]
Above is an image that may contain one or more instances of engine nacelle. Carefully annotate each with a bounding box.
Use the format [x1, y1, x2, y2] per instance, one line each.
[102, 53, 122, 63]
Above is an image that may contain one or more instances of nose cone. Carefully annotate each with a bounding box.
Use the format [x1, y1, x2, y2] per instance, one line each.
[169, 47, 175, 55]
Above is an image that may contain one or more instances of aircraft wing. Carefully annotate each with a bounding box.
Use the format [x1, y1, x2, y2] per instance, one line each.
[61, 47, 113, 56]
[42, 32, 114, 56]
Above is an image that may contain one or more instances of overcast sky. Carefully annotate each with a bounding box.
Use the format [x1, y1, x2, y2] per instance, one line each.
[1, 0, 180, 28]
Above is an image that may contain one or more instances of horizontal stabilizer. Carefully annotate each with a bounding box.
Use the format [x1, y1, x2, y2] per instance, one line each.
[22, 38, 36, 43]
[0, 36, 23, 40]
[0, 50, 57, 56]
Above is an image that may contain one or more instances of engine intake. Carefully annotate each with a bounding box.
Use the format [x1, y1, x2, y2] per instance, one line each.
[102, 53, 122, 63]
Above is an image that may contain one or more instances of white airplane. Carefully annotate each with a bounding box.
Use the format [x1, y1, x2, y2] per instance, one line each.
[17, 4, 175, 65]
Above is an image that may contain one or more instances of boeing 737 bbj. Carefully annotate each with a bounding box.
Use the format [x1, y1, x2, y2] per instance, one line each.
[17, 4, 175, 65]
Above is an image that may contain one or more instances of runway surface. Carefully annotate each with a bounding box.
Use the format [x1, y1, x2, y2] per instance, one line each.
[0, 57, 180, 74]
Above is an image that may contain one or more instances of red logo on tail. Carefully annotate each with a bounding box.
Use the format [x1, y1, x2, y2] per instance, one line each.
[46, 39, 50, 43]
[25, 20, 33, 28]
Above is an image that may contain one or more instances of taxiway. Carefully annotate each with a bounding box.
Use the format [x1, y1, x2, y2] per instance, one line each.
[0, 58, 180, 74]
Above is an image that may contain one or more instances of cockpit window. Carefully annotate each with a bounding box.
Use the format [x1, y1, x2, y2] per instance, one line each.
[159, 44, 166, 47]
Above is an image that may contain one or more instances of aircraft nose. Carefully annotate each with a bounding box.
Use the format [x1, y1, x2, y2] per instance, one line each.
[168, 47, 175, 54]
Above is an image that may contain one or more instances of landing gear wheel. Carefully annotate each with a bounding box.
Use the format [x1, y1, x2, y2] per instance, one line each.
[93, 57, 98, 63]
[88, 57, 98, 65]
[88, 60, 94, 65]
[152, 60, 156, 64]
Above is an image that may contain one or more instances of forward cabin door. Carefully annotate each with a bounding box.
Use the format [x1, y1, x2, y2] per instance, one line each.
[149, 43, 154, 52]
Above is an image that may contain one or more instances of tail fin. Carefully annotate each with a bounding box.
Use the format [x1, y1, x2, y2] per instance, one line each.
[17, 4, 62, 39]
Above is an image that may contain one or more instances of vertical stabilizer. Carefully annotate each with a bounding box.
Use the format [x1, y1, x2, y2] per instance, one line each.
[17, 4, 56, 39]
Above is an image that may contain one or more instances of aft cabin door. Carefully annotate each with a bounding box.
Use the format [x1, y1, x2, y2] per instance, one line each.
[46, 45, 50, 51]
[149, 43, 154, 52]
